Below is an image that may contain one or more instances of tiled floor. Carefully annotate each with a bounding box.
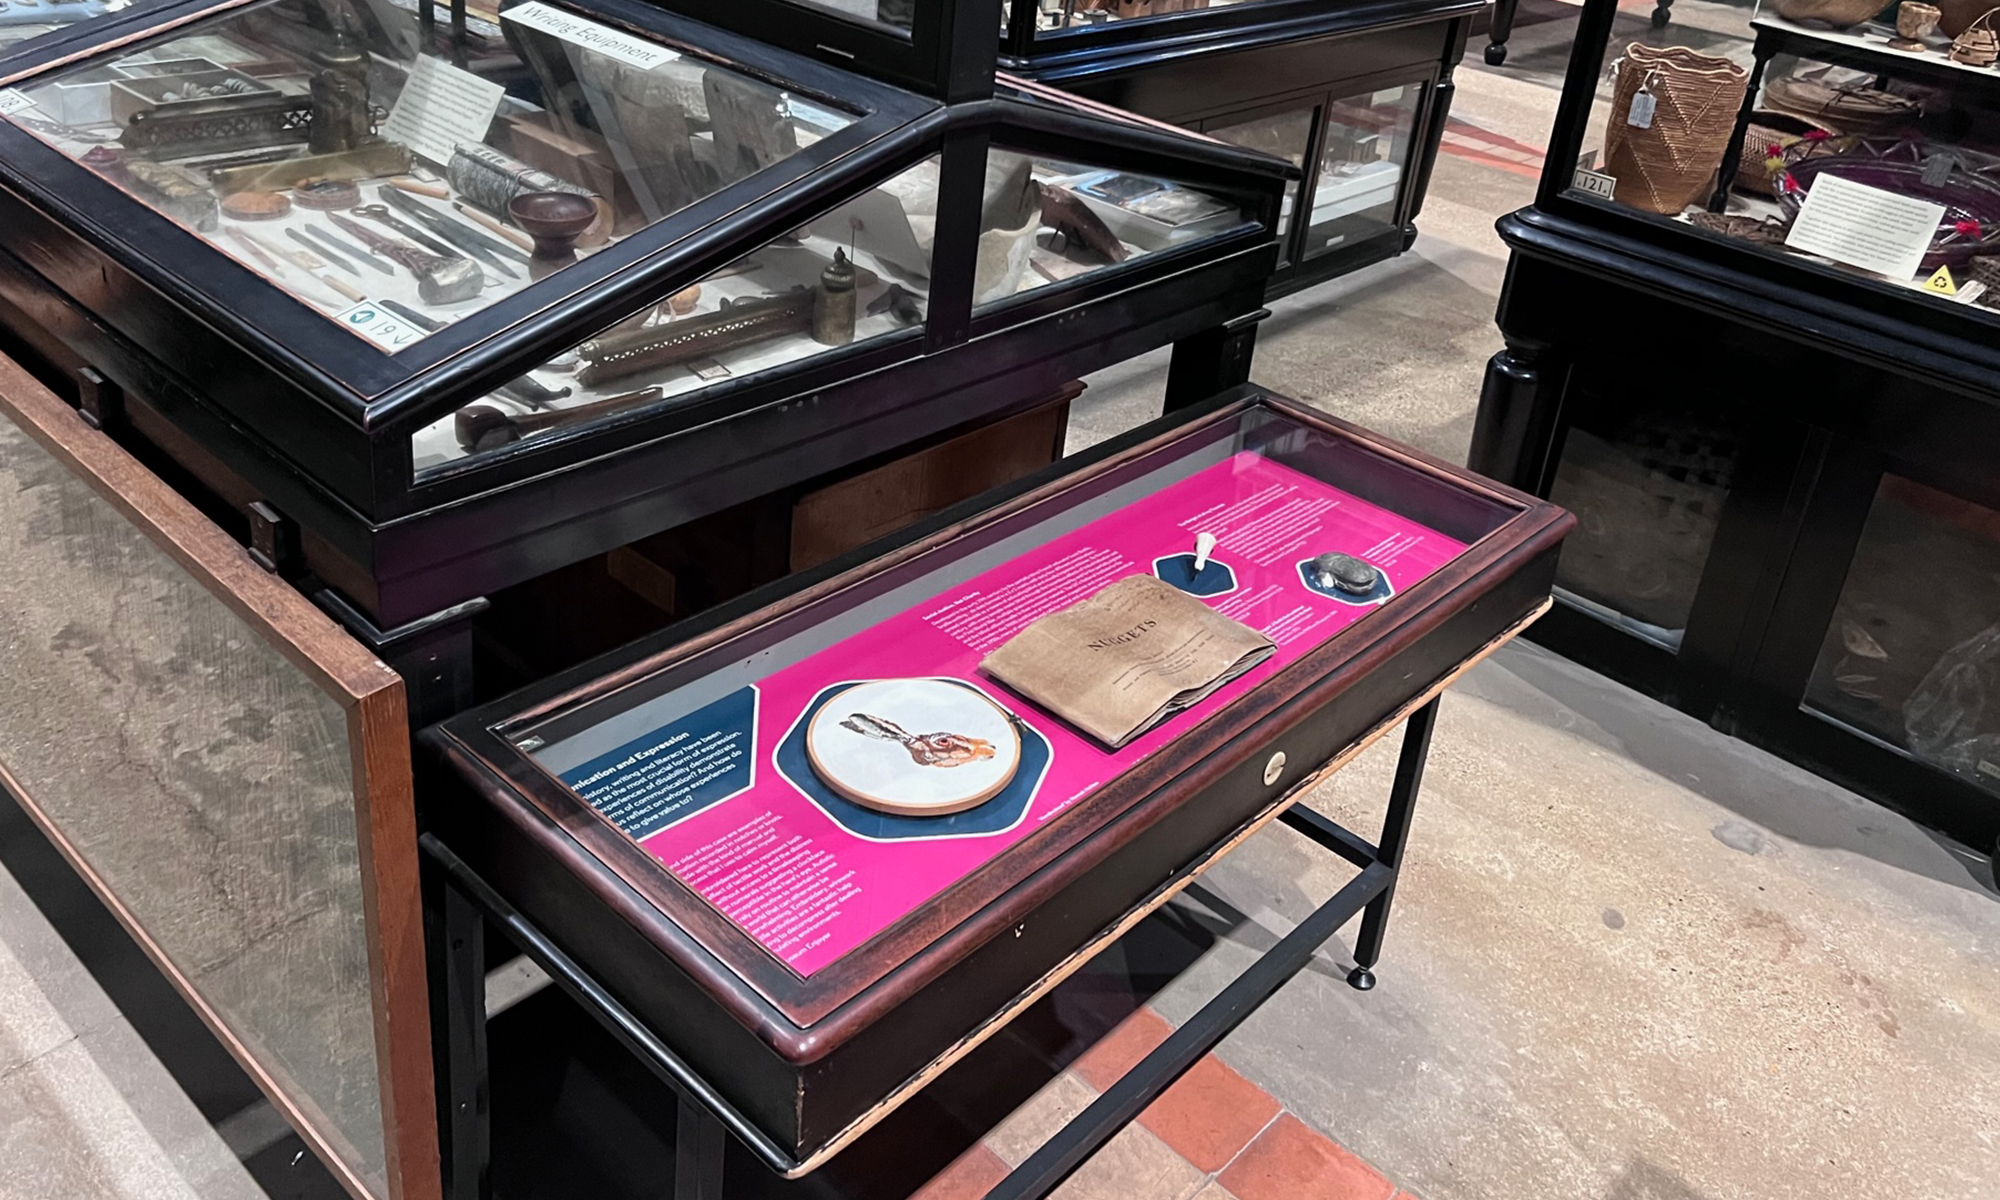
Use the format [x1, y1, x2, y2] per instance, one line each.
[915, 1006, 1410, 1200]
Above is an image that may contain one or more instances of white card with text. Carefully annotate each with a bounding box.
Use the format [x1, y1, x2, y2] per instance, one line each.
[1784, 173, 1945, 281]
[381, 55, 506, 168]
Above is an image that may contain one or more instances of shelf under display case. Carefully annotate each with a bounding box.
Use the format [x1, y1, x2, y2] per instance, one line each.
[0, 0, 1287, 630]
[424, 385, 1572, 1169]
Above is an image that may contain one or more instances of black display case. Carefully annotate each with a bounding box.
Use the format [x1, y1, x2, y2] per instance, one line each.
[0, 0, 1289, 648]
[1001, 0, 1477, 294]
[1474, 0, 2000, 852]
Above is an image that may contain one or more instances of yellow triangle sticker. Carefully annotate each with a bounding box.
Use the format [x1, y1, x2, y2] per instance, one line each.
[1926, 265, 1958, 294]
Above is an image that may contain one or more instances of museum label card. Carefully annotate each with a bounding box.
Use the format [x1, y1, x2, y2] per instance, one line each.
[382, 55, 505, 168]
[0, 89, 35, 117]
[1784, 173, 1944, 281]
[335, 301, 431, 351]
[504, 1, 679, 69]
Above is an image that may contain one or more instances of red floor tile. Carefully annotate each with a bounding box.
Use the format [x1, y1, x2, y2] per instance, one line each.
[1137, 1054, 1282, 1173]
[1070, 1006, 1174, 1092]
[909, 1144, 1011, 1200]
[1219, 1114, 1396, 1200]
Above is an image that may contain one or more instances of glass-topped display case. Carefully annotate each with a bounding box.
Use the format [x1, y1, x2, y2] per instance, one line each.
[996, 0, 1478, 295]
[1476, 0, 2000, 854]
[1544, 0, 2000, 324]
[0, 0, 1287, 631]
[423, 386, 1572, 1171]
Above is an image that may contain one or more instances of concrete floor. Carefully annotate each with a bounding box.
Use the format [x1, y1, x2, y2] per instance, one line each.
[3, 5, 1999, 1197]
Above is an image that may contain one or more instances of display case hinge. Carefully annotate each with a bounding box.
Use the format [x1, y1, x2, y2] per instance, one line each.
[75, 367, 124, 433]
[246, 501, 299, 574]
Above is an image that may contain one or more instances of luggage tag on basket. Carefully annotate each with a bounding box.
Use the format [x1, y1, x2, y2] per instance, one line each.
[1627, 72, 1660, 129]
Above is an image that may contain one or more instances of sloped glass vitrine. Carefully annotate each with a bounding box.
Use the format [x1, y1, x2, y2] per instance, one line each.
[0, 0, 1287, 628]
[1543, 0, 2000, 325]
[9, 0, 860, 338]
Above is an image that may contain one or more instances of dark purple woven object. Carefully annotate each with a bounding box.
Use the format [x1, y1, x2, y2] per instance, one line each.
[1780, 141, 2000, 270]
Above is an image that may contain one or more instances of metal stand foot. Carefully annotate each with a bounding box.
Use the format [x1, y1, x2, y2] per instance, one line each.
[1484, 42, 1507, 65]
[1347, 699, 1438, 983]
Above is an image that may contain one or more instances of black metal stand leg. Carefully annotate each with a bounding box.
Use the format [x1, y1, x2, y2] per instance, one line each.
[427, 861, 490, 1200]
[1163, 309, 1268, 412]
[675, 1101, 727, 1200]
[1650, 0, 1673, 27]
[1485, 0, 1518, 65]
[989, 860, 1395, 1200]
[1347, 698, 1438, 991]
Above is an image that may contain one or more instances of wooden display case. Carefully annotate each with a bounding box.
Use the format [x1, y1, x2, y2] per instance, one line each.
[1474, 0, 2000, 852]
[1001, 0, 1479, 294]
[422, 386, 1571, 1176]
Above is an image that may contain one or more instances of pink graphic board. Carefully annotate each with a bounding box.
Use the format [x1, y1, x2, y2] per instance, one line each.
[558, 452, 1468, 977]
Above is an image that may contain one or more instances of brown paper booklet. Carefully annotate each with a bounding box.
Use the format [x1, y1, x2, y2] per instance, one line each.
[980, 574, 1276, 749]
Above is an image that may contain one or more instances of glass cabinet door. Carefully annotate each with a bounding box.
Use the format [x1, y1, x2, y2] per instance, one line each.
[1304, 83, 1422, 261]
[1804, 475, 2000, 797]
[1205, 105, 1314, 268]
[1544, 389, 1749, 651]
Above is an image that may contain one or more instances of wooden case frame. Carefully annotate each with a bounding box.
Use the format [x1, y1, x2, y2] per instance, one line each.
[422, 384, 1572, 1165]
[0, 351, 439, 1200]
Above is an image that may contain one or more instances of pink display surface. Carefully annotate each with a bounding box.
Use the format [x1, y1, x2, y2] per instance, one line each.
[558, 452, 1468, 977]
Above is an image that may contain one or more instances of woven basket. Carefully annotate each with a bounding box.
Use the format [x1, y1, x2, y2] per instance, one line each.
[1971, 255, 2000, 290]
[1951, 7, 2000, 61]
[1763, 68, 1920, 134]
[1737, 111, 1843, 196]
[1602, 44, 1751, 215]
[1779, 139, 2000, 270]
[1688, 212, 1793, 245]
[1767, 0, 1891, 26]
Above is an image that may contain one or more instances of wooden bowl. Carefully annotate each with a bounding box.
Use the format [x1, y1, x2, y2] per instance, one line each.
[508, 191, 597, 261]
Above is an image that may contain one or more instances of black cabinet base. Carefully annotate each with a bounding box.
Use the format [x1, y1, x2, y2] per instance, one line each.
[1482, 211, 2000, 854]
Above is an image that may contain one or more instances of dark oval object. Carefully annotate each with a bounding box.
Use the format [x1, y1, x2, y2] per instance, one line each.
[509, 191, 598, 259]
[1311, 552, 1380, 595]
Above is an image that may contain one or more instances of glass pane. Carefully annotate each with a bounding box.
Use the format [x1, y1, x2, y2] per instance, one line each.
[1806, 476, 2000, 795]
[1546, 398, 1745, 648]
[510, 407, 1514, 979]
[1560, 15, 2000, 323]
[1025, 0, 1290, 33]
[413, 156, 940, 474]
[1303, 84, 1419, 260]
[971, 147, 1254, 306]
[0, 408, 385, 1190]
[787, 0, 915, 28]
[0, 0, 135, 53]
[5, 0, 856, 346]
[1207, 106, 1313, 268]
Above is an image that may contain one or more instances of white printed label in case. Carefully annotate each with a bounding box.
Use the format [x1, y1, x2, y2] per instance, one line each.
[336, 301, 430, 351]
[503, 2, 679, 69]
[0, 89, 36, 117]
[1572, 167, 1617, 200]
[381, 55, 506, 167]
[1785, 173, 1944, 281]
